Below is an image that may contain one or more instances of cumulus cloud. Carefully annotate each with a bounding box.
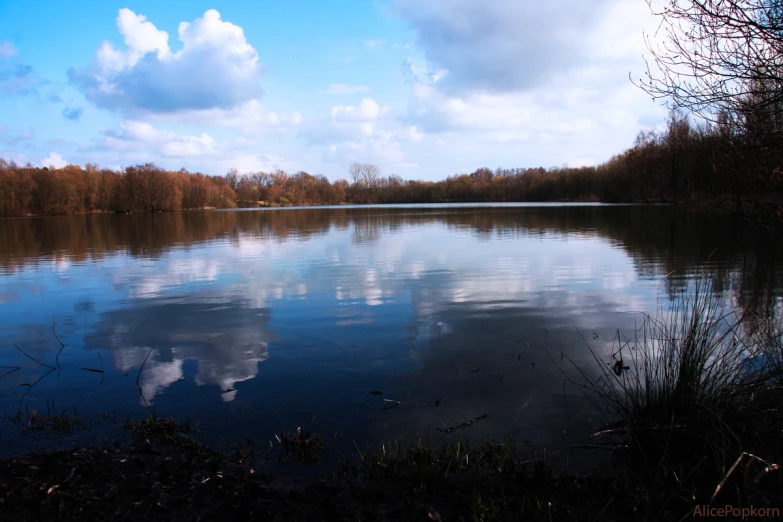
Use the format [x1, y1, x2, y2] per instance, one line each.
[301, 98, 398, 146]
[69, 8, 263, 114]
[388, 0, 667, 171]
[321, 83, 370, 95]
[61, 107, 84, 121]
[297, 97, 427, 166]
[41, 152, 68, 169]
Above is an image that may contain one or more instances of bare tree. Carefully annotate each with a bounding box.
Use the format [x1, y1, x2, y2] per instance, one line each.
[225, 168, 239, 191]
[638, 0, 783, 133]
[348, 163, 362, 187]
[362, 163, 380, 188]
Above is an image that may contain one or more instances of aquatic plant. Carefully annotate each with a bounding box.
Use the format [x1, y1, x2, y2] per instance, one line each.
[558, 275, 783, 515]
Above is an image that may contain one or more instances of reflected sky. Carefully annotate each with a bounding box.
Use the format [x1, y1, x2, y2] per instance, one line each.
[1, 205, 781, 459]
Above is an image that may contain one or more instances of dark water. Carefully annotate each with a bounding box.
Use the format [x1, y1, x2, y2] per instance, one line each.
[1, 204, 781, 463]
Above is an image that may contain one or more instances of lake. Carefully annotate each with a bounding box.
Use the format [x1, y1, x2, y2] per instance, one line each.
[1, 203, 781, 465]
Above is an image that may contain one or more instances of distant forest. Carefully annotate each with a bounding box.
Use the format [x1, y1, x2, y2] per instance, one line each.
[1, 110, 781, 225]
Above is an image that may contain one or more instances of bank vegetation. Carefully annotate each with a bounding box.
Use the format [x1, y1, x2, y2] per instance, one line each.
[0, 108, 781, 226]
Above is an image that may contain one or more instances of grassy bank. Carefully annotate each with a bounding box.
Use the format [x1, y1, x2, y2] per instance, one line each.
[0, 411, 779, 521]
[0, 414, 700, 521]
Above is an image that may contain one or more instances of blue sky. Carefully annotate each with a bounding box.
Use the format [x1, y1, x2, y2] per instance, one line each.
[0, 0, 668, 181]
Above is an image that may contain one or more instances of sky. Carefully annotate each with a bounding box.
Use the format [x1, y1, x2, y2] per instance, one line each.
[0, 0, 668, 181]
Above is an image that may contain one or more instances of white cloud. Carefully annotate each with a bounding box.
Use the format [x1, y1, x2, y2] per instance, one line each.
[100, 120, 217, 158]
[331, 98, 383, 123]
[135, 99, 303, 137]
[298, 97, 421, 166]
[394, 0, 617, 94]
[321, 83, 370, 95]
[0, 41, 17, 59]
[323, 132, 405, 164]
[69, 9, 263, 114]
[214, 153, 292, 174]
[365, 40, 384, 49]
[390, 0, 668, 172]
[408, 125, 423, 142]
[40, 152, 68, 169]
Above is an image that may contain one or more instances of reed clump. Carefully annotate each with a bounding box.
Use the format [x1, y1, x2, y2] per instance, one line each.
[275, 426, 326, 465]
[564, 276, 783, 514]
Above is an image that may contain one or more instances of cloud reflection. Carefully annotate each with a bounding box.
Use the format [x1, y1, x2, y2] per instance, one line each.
[86, 300, 271, 404]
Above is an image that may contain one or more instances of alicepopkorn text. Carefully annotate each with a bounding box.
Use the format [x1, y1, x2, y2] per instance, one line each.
[693, 505, 780, 519]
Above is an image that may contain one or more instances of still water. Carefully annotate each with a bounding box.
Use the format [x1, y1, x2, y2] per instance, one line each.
[0, 204, 781, 461]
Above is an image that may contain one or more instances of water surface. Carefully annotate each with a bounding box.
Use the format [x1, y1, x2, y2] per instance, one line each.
[1, 204, 781, 462]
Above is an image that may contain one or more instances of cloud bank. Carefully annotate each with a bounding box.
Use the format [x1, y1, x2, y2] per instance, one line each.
[69, 9, 264, 114]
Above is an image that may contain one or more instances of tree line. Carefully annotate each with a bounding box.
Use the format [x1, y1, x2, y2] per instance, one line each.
[0, 108, 780, 223]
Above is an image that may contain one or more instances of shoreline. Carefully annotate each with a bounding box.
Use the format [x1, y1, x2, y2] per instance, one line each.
[1, 413, 780, 521]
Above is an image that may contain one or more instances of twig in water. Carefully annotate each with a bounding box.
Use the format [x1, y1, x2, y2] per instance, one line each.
[137, 348, 155, 411]
[53, 322, 65, 369]
[591, 425, 685, 438]
[18, 367, 55, 403]
[14, 344, 55, 370]
[0, 366, 21, 379]
[436, 414, 489, 434]
[75, 366, 103, 373]
[75, 353, 106, 374]
[380, 399, 400, 411]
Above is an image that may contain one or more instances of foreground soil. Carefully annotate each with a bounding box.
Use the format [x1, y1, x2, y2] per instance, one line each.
[0, 417, 779, 522]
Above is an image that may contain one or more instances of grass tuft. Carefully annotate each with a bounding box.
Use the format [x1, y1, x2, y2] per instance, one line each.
[559, 275, 783, 514]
